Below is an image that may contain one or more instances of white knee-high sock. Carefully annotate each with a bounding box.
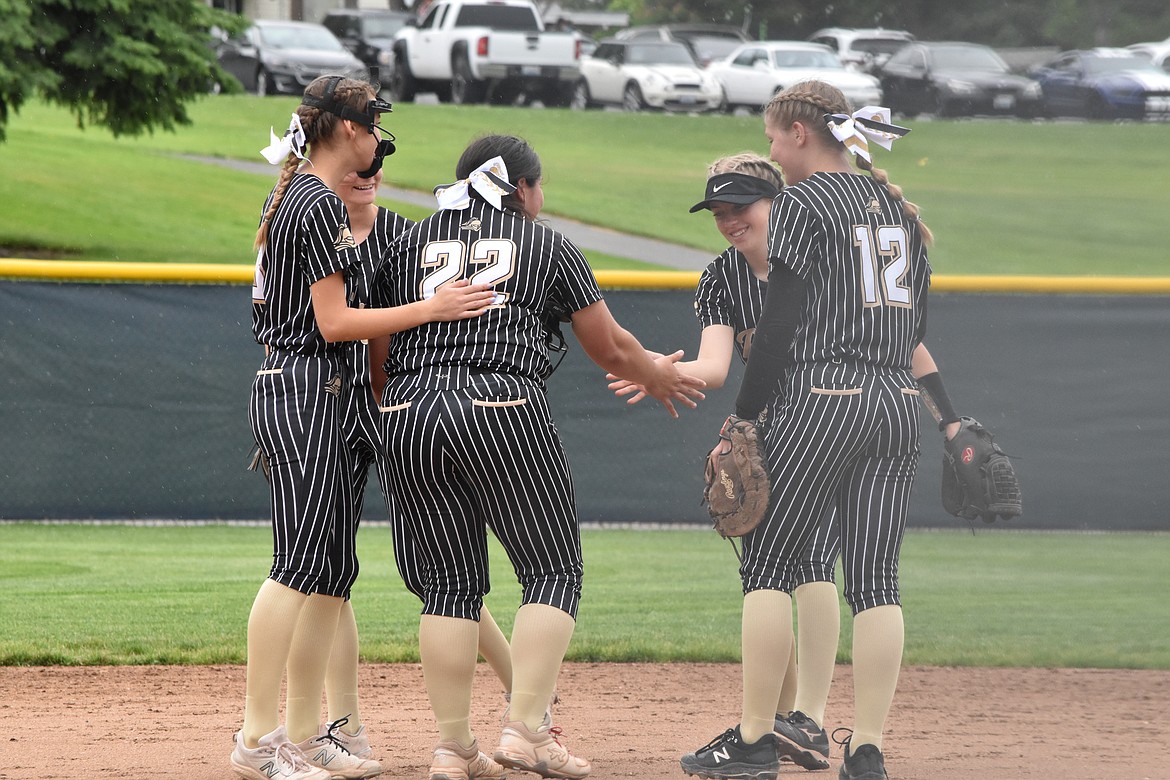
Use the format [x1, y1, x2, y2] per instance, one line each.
[776, 633, 797, 717]
[242, 579, 308, 747]
[793, 581, 841, 726]
[325, 599, 362, 732]
[850, 604, 904, 752]
[478, 605, 513, 694]
[286, 593, 344, 744]
[740, 589, 792, 744]
[420, 614, 480, 747]
[508, 603, 575, 730]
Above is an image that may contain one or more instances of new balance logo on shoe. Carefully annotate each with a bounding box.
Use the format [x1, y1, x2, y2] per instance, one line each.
[260, 760, 280, 779]
[311, 749, 334, 767]
[680, 726, 781, 780]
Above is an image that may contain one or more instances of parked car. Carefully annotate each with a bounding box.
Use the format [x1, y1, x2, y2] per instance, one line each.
[216, 19, 367, 96]
[808, 27, 914, 73]
[708, 41, 882, 113]
[1126, 41, 1170, 74]
[388, 0, 581, 106]
[878, 41, 1042, 118]
[615, 23, 751, 67]
[572, 39, 723, 112]
[321, 8, 414, 78]
[1029, 48, 1170, 120]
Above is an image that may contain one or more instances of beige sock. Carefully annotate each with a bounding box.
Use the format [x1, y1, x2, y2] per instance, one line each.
[478, 605, 513, 694]
[508, 603, 575, 730]
[420, 614, 479, 747]
[740, 589, 792, 744]
[849, 604, 904, 752]
[792, 581, 841, 727]
[286, 593, 344, 744]
[242, 579, 308, 747]
[776, 633, 797, 717]
[325, 600, 362, 733]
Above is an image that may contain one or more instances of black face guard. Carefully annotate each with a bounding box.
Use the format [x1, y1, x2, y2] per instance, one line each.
[301, 76, 396, 177]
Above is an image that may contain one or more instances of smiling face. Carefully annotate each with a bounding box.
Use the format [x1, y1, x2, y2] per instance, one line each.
[336, 168, 383, 210]
[710, 198, 772, 260]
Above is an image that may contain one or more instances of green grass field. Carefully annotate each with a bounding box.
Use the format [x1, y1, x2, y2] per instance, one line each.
[2, 97, 1167, 274]
[2, 523, 1167, 669]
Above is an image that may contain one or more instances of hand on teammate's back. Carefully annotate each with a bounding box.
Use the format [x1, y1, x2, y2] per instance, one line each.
[641, 350, 706, 418]
[427, 279, 497, 321]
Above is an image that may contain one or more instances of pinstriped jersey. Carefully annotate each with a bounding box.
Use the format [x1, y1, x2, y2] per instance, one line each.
[768, 172, 930, 370]
[344, 207, 414, 388]
[373, 200, 603, 390]
[252, 173, 363, 357]
[694, 247, 767, 364]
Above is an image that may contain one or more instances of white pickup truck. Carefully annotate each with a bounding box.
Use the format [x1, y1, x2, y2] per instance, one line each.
[387, 0, 582, 106]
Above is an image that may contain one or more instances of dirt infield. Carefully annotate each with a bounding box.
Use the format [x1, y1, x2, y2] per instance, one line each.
[2, 663, 1166, 779]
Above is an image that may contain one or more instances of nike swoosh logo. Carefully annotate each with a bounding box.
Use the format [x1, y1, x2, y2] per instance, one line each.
[712, 181, 732, 192]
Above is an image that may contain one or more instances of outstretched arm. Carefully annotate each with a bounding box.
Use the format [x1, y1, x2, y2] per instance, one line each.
[608, 324, 736, 404]
[572, 300, 705, 418]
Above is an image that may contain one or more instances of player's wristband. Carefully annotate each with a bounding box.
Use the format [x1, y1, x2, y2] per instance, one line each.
[917, 371, 960, 431]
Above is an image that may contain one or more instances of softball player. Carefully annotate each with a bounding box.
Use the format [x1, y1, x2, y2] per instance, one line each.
[304, 169, 515, 763]
[681, 81, 959, 780]
[233, 75, 493, 780]
[370, 134, 704, 780]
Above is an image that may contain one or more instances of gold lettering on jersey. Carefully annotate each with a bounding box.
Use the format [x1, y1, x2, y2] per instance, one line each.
[460, 217, 482, 232]
[323, 374, 342, 396]
[865, 197, 883, 214]
[334, 225, 357, 252]
[737, 328, 756, 360]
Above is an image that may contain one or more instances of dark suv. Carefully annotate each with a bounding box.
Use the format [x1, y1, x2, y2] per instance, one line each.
[321, 8, 415, 79]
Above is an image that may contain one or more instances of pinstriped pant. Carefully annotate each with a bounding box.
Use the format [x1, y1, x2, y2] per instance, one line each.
[743, 364, 921, 614]
[250, 352, 358, 598]
[340, 375, 430, 600]
[379, 383, 583, 621]
[795, 506, 841, 585]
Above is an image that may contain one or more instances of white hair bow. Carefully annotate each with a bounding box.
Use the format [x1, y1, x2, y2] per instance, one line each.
[824, 106, 910, 163]
[260, 114, 308, 165]
[434, 156, 517, 211]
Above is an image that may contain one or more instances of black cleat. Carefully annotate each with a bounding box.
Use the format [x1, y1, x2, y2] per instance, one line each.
[837, 740, 888, 780]
[680, 726, 782, 780]
[773, 711, 831, 770]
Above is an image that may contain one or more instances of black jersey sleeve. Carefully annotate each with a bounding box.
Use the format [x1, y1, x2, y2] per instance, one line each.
[550, 236, 603, 314]
[734, 263, 806, 420]
[299, 194, 362, 284]
[694, 262, 733, 329]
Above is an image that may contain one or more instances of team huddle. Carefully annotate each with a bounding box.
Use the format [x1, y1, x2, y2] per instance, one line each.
[234, 73, 1019, 780]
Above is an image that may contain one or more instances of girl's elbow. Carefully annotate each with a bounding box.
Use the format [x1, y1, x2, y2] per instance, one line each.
[316, 318, 347, 343]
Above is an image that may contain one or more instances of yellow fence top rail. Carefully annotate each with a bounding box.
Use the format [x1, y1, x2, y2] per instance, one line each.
[2, 259, 1169, 295]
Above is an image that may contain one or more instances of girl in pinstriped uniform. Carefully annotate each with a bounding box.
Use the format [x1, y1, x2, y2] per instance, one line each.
[368, 134, 705, 780]
[679, 155, 964, 774]
[233, 75, 494, 780]
[681, 82, 962, 780]
[297, 169, 515, 766]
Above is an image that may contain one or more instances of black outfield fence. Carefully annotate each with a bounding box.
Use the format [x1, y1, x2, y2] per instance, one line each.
[2, 265, 1167, 530]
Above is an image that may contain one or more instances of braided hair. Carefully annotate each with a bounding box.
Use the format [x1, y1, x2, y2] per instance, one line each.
[707, 152, 784, 191]
[764, 80, 933, 246]
[253, 76, 377, 252]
